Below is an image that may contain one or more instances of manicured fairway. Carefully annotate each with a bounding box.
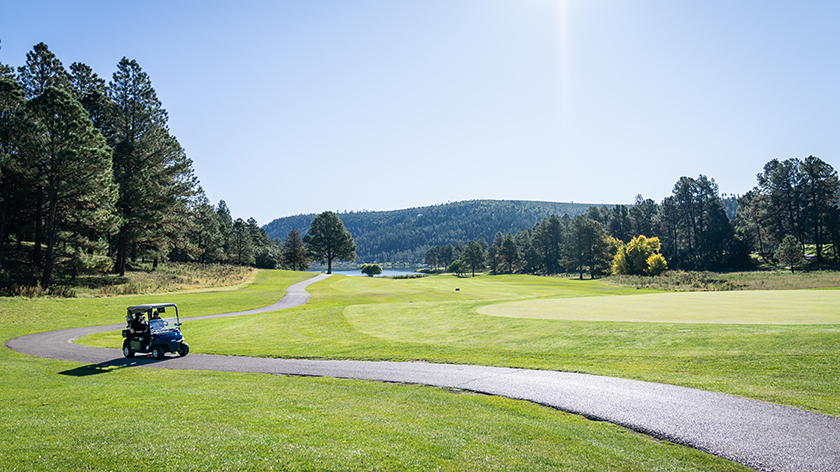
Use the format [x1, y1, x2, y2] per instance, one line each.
[478, 289, 840, 323]
[1, 270, 752, 471]
[82, 272, 840, 416]
[0, 359, 748, 471]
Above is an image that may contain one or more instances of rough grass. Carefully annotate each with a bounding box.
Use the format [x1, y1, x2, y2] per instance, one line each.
[607, 269, 840, 291]
[83, 262, 255, 297]
[2, 261, 255, 298]
[1, 270, 750, 471]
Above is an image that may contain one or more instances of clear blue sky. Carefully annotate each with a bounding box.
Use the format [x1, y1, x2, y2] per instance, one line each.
[2, 0, 838, 224]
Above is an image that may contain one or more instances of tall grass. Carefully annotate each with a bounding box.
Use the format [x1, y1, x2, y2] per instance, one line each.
[2, 262, 255, 298]
[608, 269, 840, 291]
[7, 284, 77, 298]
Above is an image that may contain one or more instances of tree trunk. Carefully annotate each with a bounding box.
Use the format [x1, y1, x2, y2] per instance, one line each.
[814, 213, 823, 269]
[41, 190, 58, 289]
[116, 233, 128, 276]
[0, 201, 6, 270]
[34, 190, 43, 267]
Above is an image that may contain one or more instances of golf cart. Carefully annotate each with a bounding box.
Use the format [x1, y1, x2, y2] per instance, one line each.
[121, 303, 189, 359]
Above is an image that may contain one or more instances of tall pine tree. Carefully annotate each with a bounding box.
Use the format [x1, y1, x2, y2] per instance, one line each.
[281, 227, 309, 271]
[26, 87, 117, 287]
[303, 211, 356, 274]
[0, 74, 26, 270]
[107, 58, 199, 274]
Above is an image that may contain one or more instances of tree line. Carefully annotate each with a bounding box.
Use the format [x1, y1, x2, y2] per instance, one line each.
[3, 42, 837, 288]
[0, 43, 298, 289]
[263, 200, 597, 264]
[428, 161, 839, 278]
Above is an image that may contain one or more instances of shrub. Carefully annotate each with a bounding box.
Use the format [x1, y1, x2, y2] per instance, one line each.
[360, 264, 383, 277]
[645, 254, 668, 276]
[447, 259, 467, 277]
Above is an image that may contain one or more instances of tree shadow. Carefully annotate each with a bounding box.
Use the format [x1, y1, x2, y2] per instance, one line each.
[58, 356, 168, 377]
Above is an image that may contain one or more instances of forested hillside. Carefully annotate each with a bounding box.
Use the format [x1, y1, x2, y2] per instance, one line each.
[263, 200, 600, 264]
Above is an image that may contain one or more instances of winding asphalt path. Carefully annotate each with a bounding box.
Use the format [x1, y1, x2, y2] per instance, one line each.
[7, 274, 840, 472]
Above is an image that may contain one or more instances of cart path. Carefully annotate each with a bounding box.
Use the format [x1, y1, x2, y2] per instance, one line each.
[7, 274, 840, 472]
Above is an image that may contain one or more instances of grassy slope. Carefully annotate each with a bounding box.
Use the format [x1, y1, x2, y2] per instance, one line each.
[1, 270, 750, 471]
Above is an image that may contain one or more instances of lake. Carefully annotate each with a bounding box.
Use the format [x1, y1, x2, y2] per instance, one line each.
[309, 269, 422, 277]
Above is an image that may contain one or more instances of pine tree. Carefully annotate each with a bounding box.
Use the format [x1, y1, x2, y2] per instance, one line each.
[17, 43, 70, 267]
[281, 227, 309, 271]
[231, 218, 255, 265]
[500, 234, 521, 273]
[532, 214, 563, 274]
[108, 58, 199, 274]
[303, 211, 356, 274]
[563, 215, 612, 279]
[17, 43, 68, 100]
[26, 87, 117, 287]
[216, 200, 234, 262]
[190, 198, 224, 263]
[67, 62, 109, 131]
[799, 156, 839, 268]
[461, 240, 485, 277]
[757, 159, 804, 245]
[775, 234, 805, 273]
[629, 195, 658, 238]
[0, 74, 26, 269]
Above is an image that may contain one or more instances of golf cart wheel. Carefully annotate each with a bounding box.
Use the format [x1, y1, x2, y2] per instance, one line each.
[122, 342, 134, 358]
[152, 346, 165, 360]
[178, 343, 189, 357]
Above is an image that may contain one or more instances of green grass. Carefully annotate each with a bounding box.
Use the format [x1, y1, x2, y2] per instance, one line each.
[478, 289, 840, 323]
[1, 269, 314, 336]
[1, 270, 752, 471]
[0, 360, 747, 471]
[80, 273, 840, 416]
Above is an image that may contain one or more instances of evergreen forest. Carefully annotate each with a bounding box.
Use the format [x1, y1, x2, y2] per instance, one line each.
[0, 43, 281, 291]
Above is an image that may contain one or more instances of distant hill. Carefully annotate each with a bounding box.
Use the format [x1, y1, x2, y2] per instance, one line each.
[263, 199, 606, 265]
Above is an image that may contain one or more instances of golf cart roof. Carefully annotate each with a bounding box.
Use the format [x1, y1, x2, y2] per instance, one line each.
[127, 303, 177, 312]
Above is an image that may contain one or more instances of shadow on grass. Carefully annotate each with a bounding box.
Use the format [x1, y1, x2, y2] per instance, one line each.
[58, 356, 170, 377]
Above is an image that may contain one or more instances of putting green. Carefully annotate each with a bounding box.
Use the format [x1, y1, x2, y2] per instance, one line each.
[477, 289, 840, 324]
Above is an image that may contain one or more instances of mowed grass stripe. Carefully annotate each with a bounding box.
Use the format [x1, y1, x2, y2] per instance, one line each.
[477, 289, 840, 324]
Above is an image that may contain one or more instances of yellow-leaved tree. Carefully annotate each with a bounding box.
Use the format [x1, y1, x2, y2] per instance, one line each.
[645, 253, 668, 276]
[612, 235, 668, 276]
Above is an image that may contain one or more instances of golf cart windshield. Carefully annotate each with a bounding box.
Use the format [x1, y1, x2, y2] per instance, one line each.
[149, 316, 180, 334]
[126, 303, 180, 331]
